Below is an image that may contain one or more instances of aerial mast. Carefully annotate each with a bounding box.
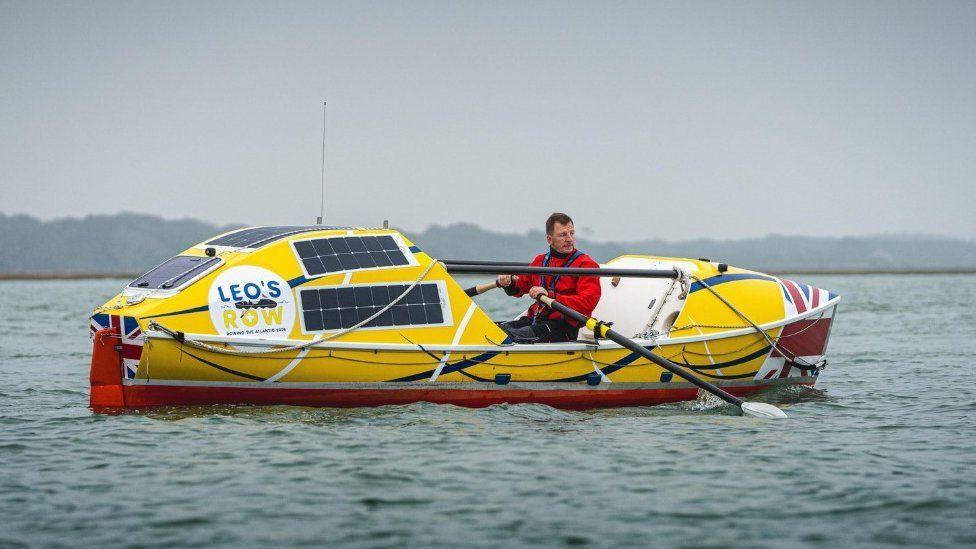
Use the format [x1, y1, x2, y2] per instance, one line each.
[317, 101, 327, 225]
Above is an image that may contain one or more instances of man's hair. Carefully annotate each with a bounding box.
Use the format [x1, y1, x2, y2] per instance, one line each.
[546, 212, 573, 235]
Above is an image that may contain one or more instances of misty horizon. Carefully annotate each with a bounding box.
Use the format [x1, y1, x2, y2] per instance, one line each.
[2, 2, 974, 242]
[3, 209, 975, 245]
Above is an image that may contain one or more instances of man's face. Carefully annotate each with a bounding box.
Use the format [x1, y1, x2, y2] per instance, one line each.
[546, 221, 575, 254]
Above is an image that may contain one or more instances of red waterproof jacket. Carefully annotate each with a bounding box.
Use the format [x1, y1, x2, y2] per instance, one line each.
[505, 248, 601, 326]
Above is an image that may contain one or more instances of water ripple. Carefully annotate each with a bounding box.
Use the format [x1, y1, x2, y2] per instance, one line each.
[0, 276, 974, 547]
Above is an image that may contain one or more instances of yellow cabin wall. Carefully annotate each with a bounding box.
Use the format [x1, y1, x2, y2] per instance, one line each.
[95, 228, 507, 347]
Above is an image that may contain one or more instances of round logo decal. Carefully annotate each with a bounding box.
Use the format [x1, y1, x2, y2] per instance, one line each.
[208, 266, 296, 338]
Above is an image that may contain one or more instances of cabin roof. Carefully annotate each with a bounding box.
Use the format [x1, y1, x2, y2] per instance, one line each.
[204, 225, 356, 249]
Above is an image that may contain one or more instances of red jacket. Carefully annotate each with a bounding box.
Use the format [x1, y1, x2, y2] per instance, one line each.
[506, 248, 601, 325]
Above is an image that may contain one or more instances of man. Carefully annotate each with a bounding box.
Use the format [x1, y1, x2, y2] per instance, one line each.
[497, 212, 601, 343]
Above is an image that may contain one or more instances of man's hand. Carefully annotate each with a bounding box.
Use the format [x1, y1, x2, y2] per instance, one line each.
[497, 274, 513, 287]
[528, 286, 549, 299]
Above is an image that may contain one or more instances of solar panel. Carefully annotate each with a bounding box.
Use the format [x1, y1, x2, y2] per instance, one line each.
[293, 235, 412, 277]
[206, 226, 345, 249]
[300, 282, 447, 332]
[129, 255, 220, 290]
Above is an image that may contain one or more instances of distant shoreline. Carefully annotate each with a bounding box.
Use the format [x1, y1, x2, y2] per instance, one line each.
[0, 273, 142, 280]
[1, 269, 975, 281]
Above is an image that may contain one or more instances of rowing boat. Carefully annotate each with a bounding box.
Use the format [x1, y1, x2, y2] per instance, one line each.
[89, 225, 839, 410]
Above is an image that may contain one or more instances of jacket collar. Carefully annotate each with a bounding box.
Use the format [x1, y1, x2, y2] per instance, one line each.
[548, 246, 576, 259]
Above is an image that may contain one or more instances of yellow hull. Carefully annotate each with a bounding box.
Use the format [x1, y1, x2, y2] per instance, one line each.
[89, 225, 839, 409]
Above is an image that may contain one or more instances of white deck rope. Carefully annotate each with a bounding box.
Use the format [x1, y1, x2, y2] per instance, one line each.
[145, 261, 826, 373]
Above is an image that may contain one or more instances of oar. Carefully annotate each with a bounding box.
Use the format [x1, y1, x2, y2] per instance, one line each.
[535, 295, 788, 418]
[464, 281, 503, 297]
[446, 264, 679, 279]
[443, 259, 531, 267]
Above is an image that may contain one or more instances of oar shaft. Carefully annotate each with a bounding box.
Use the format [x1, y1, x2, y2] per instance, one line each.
[445, 264, 678, 279]
[536, 295, 744, 407]
[442, 259, 529, 267]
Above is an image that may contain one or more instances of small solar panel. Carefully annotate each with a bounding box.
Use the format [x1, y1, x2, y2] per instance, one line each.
[300, 282, 446, 332]
[293, 235, 412, 277]
[206, 226, 343, 249]
[129, 256, 220, 290]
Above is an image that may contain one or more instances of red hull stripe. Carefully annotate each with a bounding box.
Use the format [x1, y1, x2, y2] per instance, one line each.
[778, 318, 831, 357]
[120, 346, 143, 361]
[106, 382, 813, 411]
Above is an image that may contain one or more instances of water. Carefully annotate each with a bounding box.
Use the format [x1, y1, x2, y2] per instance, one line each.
[1, 275, 974, 547]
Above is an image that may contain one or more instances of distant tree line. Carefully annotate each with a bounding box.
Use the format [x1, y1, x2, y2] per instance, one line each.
[1, 212, 974, 274]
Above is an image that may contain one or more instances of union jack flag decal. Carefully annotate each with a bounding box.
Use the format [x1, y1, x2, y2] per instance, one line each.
[90, 313, 143, 379]
[777, 278, 837, 317]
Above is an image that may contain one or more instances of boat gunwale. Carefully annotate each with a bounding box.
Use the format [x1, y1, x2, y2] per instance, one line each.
[141, 296, 840, 353]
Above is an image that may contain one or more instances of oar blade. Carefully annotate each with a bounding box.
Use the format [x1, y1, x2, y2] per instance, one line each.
[740, 401, 788, 419]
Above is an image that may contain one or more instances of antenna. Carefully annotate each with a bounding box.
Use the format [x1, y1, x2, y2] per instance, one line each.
[317, 101, 327, 225]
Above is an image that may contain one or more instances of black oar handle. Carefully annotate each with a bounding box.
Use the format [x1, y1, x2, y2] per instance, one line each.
[536, 295, 745, 407]
[446, 264, 679, 279]
[463, 281, 501, 297]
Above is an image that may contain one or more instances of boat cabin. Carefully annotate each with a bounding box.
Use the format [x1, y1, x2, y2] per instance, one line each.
[113, 225, 699, 349]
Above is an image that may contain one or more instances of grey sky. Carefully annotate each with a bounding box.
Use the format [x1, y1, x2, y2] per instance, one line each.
[1, 1, 974, 241]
